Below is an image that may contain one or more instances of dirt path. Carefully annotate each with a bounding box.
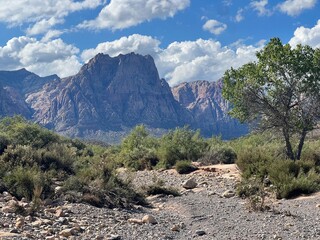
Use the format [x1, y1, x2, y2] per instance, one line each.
[1, 164, 320, 239]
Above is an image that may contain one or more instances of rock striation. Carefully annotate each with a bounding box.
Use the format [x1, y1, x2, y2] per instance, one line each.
[171, 80, 248, 139]
[0, 53, 247, 141]
[26, 53, 192, 137]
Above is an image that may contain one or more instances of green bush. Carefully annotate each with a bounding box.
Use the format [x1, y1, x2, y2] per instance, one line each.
[144, 185, 180, 197]
[268, 160, 320, 198]
[0, 134, 9, 154]
[157, 127, 207, 168]
[3, 166, 49, 201]
[117, 125, 159, 170]
[237, 177, 268, 211]
[175, 160, 198, 174]
[141, 177, 180, 197]
[0, 116, 60, 148]
[201, 146, 237, 165]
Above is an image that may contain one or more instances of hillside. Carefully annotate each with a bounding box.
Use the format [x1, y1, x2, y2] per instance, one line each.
[172, 80, 248, 138]
[0, 53, 247, 142]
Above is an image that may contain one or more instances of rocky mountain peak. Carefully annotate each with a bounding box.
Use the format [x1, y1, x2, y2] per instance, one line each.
[25, 53, 191, 137]
[0, 53, 247, 142]
[172, 80, 248, 138]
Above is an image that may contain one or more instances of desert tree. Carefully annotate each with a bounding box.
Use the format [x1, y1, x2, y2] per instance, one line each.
[223, 38, 320, 160]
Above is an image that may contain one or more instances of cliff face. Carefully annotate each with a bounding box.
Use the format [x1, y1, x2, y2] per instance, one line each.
[26, 53, 192, 137]
[172, 80, 248, 139]
[0, 68, 58, 118]
[0, 53, 247, 141]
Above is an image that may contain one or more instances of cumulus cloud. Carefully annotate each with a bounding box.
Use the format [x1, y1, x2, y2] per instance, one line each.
[0, 0, 103, 36]
[278, 0, 317, 16]
[80, 34, 262, 86]
[78, 0, 190, 30]
[250, 0, 272, 16]
[0, 36, 81, 77]
[289, 20, 320, 48]
[202, 19, 227, 35]
[0, 33, 264, 86]
[81, 34, 161, 62]
[158, 39, 261, 86]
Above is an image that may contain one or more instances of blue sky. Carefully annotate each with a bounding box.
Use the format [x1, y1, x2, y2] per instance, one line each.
[0, 0, 320, 86]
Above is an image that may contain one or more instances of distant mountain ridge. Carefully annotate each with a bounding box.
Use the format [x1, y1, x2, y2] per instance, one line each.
[0, 53, 247, 142]
[172, 80, 248, 139]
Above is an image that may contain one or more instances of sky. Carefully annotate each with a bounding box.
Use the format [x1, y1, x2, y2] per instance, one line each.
[0, 0, 320, 86]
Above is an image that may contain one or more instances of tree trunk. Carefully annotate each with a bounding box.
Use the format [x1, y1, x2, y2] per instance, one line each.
[283, 128, 295, 160]
[296, 130, 307, 160]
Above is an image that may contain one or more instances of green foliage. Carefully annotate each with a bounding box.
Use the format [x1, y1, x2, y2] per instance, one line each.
[0, 116, 145, 208]
[3, 166, 48, 201]
[0, 116, 60, 148]
[175, 160, 198, 174]
[201, 144, 237, 165]
[223, 38, 320, 160]
[268, 160, 320, 199]
[0, 134, 9, 154]
[141, 177, 180, 197]
[237, 177, 268, 211]
[234, 132, 320, 199]
[118, 125, 159, 170]
[157, 127, 207, 168]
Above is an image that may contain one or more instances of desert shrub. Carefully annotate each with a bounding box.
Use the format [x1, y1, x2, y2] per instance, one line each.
[0, 145, 42, 171]
[3, 166, 49, 201]
[117, 125, 159, 170]
[237, 177, 268, 211]
[300, 140, 320, 166]
[157, 127, 207, 168]
[268, 160, 320, 199]
[144, 185, 180, 197]
[82, 193, 104, 207]
[141, 177, 180, 197]
[201, 146, 237, 165]
[40, 143, 76, 174]
[0, 116, 60, 148]
[0, 134, 9, 154]
[0, 117, 147, 208]
[62, 176, 85, 192]
[175, 160, 198, 174]
[103, 172, 147, 207]
[230, 132, 285, 180]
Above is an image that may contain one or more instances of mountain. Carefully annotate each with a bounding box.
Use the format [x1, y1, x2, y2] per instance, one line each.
[0, 53, 247, 142]
[172, 80, 248, 139]
[0, 68, 58, 118]
[26, 53, 192, 138]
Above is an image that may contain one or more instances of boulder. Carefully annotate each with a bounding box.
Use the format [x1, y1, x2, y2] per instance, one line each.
[142, 215, 157, 224]
[182, 178, 197, 189]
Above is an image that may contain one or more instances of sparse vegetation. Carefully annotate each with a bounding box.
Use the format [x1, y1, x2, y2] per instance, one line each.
[233, 132, 320, 200]
[0, 116, 145, 208]
[1, 114, 320, 211]
[141, 177, 180, 197]
[175, 160, 198, 174]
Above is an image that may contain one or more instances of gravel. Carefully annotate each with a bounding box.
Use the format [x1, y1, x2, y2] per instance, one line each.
[1, 165, 320, 239]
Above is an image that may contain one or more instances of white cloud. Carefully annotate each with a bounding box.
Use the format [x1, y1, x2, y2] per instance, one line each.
[235, 9, 244, 22]
[202, 19, 227, 35]
[158, 39, 261, 86]
[78, 0, 190, 30]
[0, 36, 81, 77]
[81, 34, 161, 62]
[0, 0, 103, 36]
[26, 17, 64, 36]
[250, 0, 272, 16]
[289, 20, 320, 48]
[0, 34, 263, 86]
[81, 34, 262, 86]
[278, 0, 317, 16]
